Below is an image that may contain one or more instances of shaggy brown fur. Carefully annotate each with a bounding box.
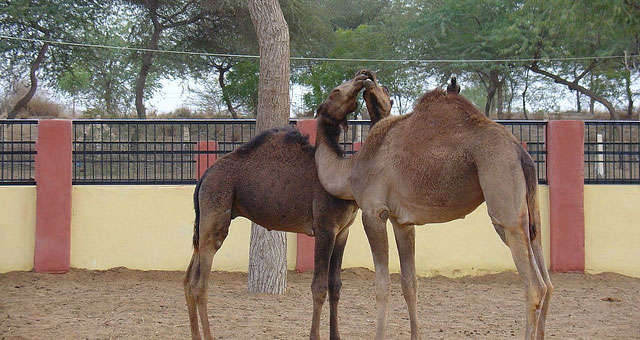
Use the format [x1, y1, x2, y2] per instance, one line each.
[314, 71, 553, 340]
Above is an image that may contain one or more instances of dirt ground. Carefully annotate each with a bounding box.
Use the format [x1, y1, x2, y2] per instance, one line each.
[1, 268, 638, 340]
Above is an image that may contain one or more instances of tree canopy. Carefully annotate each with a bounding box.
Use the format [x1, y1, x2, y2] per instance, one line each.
[1, 0, 638, 119]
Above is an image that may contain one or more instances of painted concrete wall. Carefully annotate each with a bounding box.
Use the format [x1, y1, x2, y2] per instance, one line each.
[69, 186, 297, 272]
[584, 185, 640, 277]
[4, 185, 640, 278]
[0, 186, 36, 273]
[69, 185, 550, 277]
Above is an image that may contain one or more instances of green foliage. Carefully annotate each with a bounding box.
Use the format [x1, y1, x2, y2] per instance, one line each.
[0, 0, 100, 100]
[1, 0, 638, 118]
[224, 60, 260, 116]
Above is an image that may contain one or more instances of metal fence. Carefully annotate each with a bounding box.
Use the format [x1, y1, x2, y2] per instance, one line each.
[3, 118, 639, 186]
[500, 121, 548, 184]
[584, 121, 640, 184]
[72, 119, 261, 184]
[0, 120, 37, 185]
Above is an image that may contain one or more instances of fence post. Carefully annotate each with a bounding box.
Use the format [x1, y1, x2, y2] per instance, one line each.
[34, 120, 72, 273]
[295, 119, 317, 272]
[547, 120, 585, 273]
[195, 141, 218, 180]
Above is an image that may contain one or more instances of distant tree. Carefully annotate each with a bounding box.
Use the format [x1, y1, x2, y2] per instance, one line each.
[514, 0, 639, 119]
[57, 65, 90, 117]
[0, 0, 97, 118]
[125, 0, 204, 118]
[183, 0, 332, 118]
[54, 10, 140, 117]
[401, 0, 519, 117]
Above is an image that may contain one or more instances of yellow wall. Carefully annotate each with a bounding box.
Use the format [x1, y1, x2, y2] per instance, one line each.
[585, 185, 640, 277]
[70, 186, 297, 271]
[343, 186, 550, 277]
[9, 184, 639, 279]
[0, 186, 36, 273]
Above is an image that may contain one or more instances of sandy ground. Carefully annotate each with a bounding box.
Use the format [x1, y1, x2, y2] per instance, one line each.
[1, 268, 639, 340]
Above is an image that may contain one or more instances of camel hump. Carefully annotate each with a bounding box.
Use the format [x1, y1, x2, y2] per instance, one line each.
[235, 127, 314, 156]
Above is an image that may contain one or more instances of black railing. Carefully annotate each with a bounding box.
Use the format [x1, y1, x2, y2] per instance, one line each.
[5, 118, 640, 186]
[68, 119, 546, 185]
[500, 121, 548, 184]
[0, 120, 37, 185]
[72, 119, 263, 184]
[584, 121, 640, 184]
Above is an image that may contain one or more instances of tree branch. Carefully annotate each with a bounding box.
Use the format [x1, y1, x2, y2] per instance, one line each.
[573, 60, 597, 84]
[163, 13, 202, 29]
[528, 62, 619, 119]
[624, 0, 640, 11]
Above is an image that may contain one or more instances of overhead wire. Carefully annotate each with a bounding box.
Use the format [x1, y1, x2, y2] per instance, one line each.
[0, 34, 630, 64]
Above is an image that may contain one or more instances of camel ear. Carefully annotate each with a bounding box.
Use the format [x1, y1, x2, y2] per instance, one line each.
[315, 102, 327, 118]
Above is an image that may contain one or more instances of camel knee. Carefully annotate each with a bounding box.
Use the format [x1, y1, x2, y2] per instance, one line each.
[400, 273, 418, 292]
[527, 283, 547, 309]
[328, 278, 342, 301]
[375, 283, 391, 304]
[311, 280, 328, 304]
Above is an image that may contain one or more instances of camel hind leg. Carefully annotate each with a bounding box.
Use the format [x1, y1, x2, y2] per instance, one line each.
[531, 225, 553, 339]
[184, 208, 231, 340]
[479, 171, 547, 340]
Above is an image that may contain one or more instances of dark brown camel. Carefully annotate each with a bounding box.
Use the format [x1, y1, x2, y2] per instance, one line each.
[183, 72, 390, 340]
[313, 71, 552, 340]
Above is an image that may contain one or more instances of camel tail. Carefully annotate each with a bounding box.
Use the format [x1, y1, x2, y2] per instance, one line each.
[520, 148, 540, 241]
[192, 177, 203, 250]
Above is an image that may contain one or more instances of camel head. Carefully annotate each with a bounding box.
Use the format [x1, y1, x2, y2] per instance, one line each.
[316, 70, 370, 131]
[362, 70, 393, 125]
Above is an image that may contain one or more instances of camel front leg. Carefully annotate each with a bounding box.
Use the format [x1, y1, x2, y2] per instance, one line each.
[362, 210, 390, 340]
[310, 228, 336, 340]
[328, 227, 349, 340]
[391, 220, 421, 340]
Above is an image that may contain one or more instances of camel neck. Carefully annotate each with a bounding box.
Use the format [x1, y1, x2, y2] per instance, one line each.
[314, 116, 355, 200]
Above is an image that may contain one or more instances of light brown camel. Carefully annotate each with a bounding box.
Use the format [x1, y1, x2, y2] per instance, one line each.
[183, 72, 390, 340]
[313, 71, 553, 340]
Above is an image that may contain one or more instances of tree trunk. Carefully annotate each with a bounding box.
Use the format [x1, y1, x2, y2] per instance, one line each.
[484, 70, 498, 116]
[625, 70, 633, 116]
[247, 0, 290, 295]
[507, 79, 515, 115]
[8, 41, 50, 119]
[135, 26, 162, 119]
[522, 69, 529, 119]
[217, 66, 238, 119]
[529, 62, 620, 120]
[576, 91, 582, 113]
[496, 77, 504, 119]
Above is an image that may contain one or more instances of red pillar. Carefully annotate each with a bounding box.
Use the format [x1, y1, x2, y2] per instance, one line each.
[295, 120, 318, 272]
[34, 120, 72, 273]
[547, 120, 585, 272]
[195, 141, 218, 180]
